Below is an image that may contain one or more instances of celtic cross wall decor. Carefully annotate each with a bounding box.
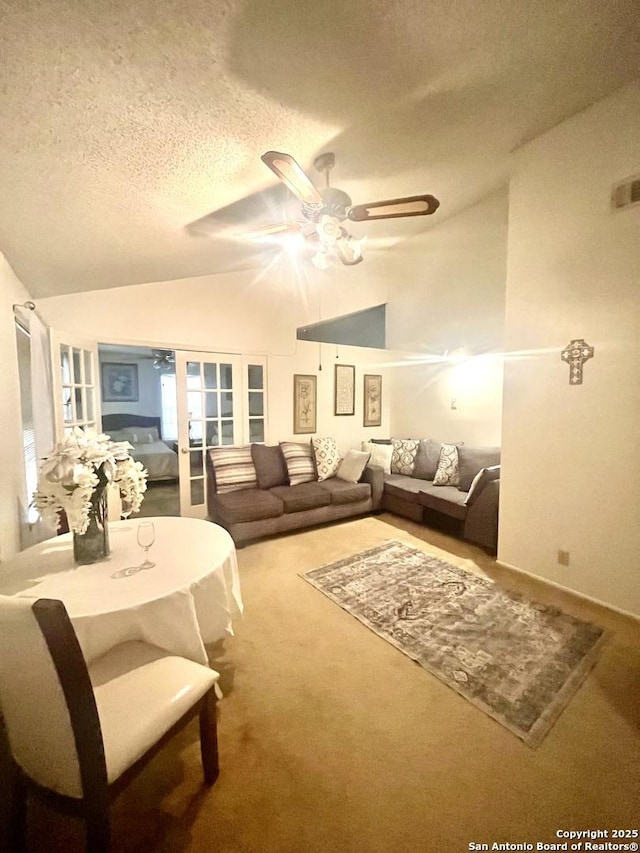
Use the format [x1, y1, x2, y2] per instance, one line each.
[561, 339, 594, 385]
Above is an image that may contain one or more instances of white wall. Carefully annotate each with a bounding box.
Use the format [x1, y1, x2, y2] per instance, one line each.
[0, 253, 35, 561]
[499, 80, 640, 615]
[387, 190, 507, 443]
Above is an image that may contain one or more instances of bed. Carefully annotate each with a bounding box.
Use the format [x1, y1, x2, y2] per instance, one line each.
[101, 414, 179, 481]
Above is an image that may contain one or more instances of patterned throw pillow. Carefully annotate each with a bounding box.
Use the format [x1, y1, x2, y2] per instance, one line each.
[210, 445, 258, 493]
[280, 441, 317, 486]
[390, 438, 420, 475]
[432, 443, 461, 486]
[361, 441, 393, 475]
[312, 437, 341, 482]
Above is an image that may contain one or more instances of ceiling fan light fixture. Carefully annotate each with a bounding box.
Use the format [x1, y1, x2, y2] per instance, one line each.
[311, 249, 332, 271]
[336, 234, 366, 266]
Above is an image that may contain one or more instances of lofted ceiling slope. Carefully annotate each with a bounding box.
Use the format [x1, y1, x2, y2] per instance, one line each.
[0, 0, 638, 297]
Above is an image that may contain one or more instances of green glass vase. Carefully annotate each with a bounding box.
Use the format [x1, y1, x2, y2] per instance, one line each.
[73, 488, 110, 565]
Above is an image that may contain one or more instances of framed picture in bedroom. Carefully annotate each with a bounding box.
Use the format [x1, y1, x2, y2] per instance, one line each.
[101, 363, 139, 402]
[363, 374, 382, 427]
[293, 374, 317, 434]
[334, 364, 355, 416]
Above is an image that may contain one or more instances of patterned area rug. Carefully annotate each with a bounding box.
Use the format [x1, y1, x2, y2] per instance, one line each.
[303, 541, 608, 747]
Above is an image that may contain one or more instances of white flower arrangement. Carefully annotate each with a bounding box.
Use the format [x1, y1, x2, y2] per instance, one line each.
[33, 427, 148, 534]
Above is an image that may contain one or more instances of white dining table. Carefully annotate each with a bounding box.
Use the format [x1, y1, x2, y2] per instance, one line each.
[0, 517, 243, 666]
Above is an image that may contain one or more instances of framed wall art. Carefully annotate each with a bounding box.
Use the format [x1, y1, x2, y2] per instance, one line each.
[101, 362, 139, 402]
[293, 374, 317, 434]
[363, 374, 382, 427]
[334, 364, 355, 416]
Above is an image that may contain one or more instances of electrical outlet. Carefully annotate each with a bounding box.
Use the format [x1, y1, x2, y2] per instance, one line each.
[450, 398, 457, 410]
[557, 549, 570, 566]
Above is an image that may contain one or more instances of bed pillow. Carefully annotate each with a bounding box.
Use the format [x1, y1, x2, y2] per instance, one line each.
[457, 446, 501, 492]
[105, 428, 131, 443]
[432, 443, 461, 486]
[361, 441, 393, 475]
[312, 437, 341, 481]
[279, 441, 317, 486]
[251, 444, 289, 489]
[210, 445, 258, 493]
[336, 449, 370, 484]
[390, 439, 420, 475]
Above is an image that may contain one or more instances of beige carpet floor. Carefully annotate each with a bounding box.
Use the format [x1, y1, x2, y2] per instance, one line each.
[2, 514, 639, 852]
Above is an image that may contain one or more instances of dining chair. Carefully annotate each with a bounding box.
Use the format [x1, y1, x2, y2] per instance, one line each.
[0, 595, 221, 852]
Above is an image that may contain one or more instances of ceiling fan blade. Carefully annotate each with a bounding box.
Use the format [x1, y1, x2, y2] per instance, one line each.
[244, 220, 306, 239]
[261, 151, 324, 208]
[347, 194, 440, 222]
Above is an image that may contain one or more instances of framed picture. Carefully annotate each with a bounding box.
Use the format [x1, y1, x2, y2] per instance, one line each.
[293, 374, 317, 434]
[101, 362, 139, 402]
[334, 364, 355, 416]
[363, 374, 382, 427]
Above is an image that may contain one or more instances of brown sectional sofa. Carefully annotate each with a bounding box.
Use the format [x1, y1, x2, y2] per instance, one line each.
[206, 439, 500, 553]
[206, 445, 383, 546]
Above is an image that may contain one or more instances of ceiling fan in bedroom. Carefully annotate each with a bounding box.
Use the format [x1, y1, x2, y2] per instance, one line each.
[245, 151, 440, 270]
[140, 349, 175, 371]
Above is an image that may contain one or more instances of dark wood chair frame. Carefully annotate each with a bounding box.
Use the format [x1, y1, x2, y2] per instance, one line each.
[7, 598, 219, 853]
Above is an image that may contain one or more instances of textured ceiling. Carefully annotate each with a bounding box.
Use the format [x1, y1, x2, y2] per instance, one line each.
[0, 0, 638, 297]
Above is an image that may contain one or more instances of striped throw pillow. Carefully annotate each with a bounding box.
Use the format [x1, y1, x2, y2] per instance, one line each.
[210, 445, 258, 493]
[280, 441, 317, 486]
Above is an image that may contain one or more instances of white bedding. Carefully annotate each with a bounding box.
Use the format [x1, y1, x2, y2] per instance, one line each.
[130, 440, 179, 481]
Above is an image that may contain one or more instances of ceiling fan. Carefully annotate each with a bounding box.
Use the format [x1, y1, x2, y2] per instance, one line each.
[246, 151, 440, 269]
[141, 349, 175, 371]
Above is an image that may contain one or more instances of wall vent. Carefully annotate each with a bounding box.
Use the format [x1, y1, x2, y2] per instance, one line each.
[611, 174, 640, 211]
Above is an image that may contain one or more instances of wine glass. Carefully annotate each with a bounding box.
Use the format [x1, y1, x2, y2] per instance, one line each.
[137, 521, 156, 569]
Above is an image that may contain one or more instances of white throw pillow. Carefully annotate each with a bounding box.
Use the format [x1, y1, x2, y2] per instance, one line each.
[361, 441, 393, 475]
[312, 437, 341, 481]
[432, 443, 461, 486]
[336, 449, 370, 484]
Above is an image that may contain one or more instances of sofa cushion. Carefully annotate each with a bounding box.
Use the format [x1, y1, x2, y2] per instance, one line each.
[465, 465, 501, 506]
[391, 438, 419, 475]
[383, 473, 426, 502]
[432, 443, 461, 486]
[312, 436, 341, 481]
[361, 441, 393, 474]
[457, 446, 502, 492]
[419, 484, 468, 520]
[211, 488, 284, 524]
[412, 439, 442, 480]
[279, 441, 316, 486]
[318, 478, 371, 505]
[336, 449, 370, 483]
[251, 443, 288, 489]
[270, 483, 331, 513]
[209, 445, 257, 493]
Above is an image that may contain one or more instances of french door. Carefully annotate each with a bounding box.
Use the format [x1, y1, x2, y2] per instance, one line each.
[50, 331, 101, 438]
[175, 352, 243, 518]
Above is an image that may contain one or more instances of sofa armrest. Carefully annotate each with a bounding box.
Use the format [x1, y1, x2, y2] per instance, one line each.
[360, 464, 384, 510]
[463, 478, 500, 552]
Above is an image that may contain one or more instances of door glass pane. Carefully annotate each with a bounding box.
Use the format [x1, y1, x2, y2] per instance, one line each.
[205, 392, 218, 418]
[189, 420, 203, 445]
[204, 363, 218, 389]
[75, 388, 84, 421]
[249, 420, 264, 443]
[221, 420, 234, 444]
[187, 362, 201, 390]
[84, 351, 93, 384]
[220, 363, 233, 390]
[205, 421, 219, 446]
[248, 392, 263, 416]
[72, 349, 82, 383]
[86, 389, 94, 421]
[187, 391, 202, 419]
[61, 347, 71, 384]
[63, 388, 73, 422]
[220, 391, 233, 417]
[248, 364, 263, 389]
[190, 478, 204, 505]
[189, 450, 203, 477]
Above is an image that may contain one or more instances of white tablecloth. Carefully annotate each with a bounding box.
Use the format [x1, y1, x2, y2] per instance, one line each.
[0, 517, 243, 666]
